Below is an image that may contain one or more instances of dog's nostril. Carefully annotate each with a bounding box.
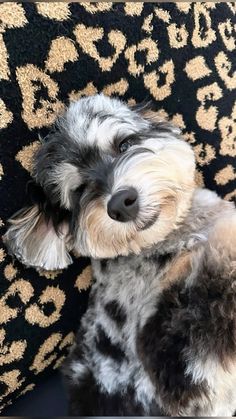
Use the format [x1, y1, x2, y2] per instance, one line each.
[107, 188, 139, 222]
[124, 197, 136, 207]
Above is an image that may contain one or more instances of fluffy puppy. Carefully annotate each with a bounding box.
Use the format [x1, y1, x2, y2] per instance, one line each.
[4, 94, 236, 416]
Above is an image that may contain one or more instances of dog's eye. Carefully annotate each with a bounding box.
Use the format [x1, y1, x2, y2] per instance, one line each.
[119, 139, 133, 153]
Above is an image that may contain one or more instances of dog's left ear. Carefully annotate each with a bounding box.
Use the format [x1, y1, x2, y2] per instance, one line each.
[130, 101, 181, 135]
[3, 184, 73, 271]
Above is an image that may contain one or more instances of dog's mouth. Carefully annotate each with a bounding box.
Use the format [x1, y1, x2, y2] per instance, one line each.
[137, 210, 160, 231]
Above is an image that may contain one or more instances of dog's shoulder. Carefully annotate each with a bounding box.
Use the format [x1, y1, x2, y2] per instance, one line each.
[137, 205, 236, 415]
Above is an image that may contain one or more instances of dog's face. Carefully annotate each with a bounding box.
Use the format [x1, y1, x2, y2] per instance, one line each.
[4, 94, 195, 269]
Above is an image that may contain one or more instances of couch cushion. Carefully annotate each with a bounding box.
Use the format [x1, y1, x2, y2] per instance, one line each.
[0, 1, 235, 412]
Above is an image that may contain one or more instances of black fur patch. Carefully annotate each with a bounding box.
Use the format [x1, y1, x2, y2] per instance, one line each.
[104, 300, 127, 326]
[147, 251, 175, 270]
[100, 259, 108, 272]
[67, 370, 164, 416]
[157, 252, 175, 268]
[137, 280, 207, 413]
[95, 325, 126, 362]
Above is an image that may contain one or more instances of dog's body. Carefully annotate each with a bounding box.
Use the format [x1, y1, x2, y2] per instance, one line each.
[4, 95, 236, 416]
[64, 188, 236, 416]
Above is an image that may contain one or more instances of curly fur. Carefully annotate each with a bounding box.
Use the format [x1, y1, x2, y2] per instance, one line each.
[4, 94, 236, 416]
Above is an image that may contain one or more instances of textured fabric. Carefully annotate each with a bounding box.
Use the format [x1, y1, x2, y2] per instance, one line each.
[0, 1, 235, 411]
[3, 372, 67, 416]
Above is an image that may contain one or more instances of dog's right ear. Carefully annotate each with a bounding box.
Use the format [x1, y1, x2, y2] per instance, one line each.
[3, 184, 73, 271]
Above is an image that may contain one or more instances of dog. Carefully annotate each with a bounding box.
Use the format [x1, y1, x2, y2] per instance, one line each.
[4, 94, 236, 416]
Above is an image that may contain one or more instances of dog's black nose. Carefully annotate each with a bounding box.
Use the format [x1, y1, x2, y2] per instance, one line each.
[107, 188, 139, 222]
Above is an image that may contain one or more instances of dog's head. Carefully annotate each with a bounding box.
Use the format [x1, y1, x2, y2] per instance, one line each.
[4, 94, 195, 269]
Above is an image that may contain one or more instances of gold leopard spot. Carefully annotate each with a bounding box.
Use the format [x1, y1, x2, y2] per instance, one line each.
[19, 383, 35, 397]
[176, 3, 191, 13]
[196, 105, 218, 132]
[183, 131, 196, 144]
[197, 82, 222, 103]
[59, 331, 75, 349]
[0, 248, 6, 263]
[227, 4, 236, 14]
[16, 64, 64, 129]
[155, 7, 171, 23]
[125, 3, 143, 16]
[204, 3, 216, 9]
[127, 98, 136, 106]
[225, 189, 236, 201]
[75, 265, 92, 292]
[142, 14, 153, 34]
[36, 3, 71, 21]
[215, 165, 236, 186]
[74, 24, 126, 72]
[195, 170, 205, 187]
[53, 331, 75, 368]
[0, 329, 27, 366]
[0, 279, 34, 324]
[0, 370, 25, 402]
[196, 83, 222, 131]
[185, 56, 211, 81]
[125, 38, 159, 76]
[69, 82, 98, 102]
[219, 102, 236, 157]
[167, 23, 188, 49]
[171, 113, 185, 129]
[192, 3, 216, 48]
[215, 51, 236, 91]
[53, 355, 65, 370]
[194, 143, 216, 166]
[30, 333, 62, 374]
[0, 99, 13, 129]
[45, 37, 78, 73]
[39, 269, 62, 280]
[16, 141, 40, 174]
[25, 286, 65, 328]
[219, 20, 235, 51]
[0, 3, 27, 32]
[80, 2, 112, 13]
[0, 401, 11, 412]
[143, 60, 175, 101]
[4, 264, 17, 281]
[103, 78, 129, 96]
[0, 163, 3, 180]
[156, 108, 169, 120]
[0, 34, 9, 80]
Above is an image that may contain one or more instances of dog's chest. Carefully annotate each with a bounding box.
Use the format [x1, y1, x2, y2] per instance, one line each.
[92, 254, 165, 337]
[87, 254, 169, 399]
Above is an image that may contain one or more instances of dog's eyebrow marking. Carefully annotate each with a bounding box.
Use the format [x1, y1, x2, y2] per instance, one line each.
[95, 325, 126, 363]
[104, 300, 127, 326]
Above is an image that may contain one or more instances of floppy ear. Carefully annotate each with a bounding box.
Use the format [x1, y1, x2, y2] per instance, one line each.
[130, 101, 181, 135]
[3, 185, 73, 271]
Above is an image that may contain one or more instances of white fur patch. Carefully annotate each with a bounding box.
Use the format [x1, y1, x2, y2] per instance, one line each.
[52, 162, 81, 209]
